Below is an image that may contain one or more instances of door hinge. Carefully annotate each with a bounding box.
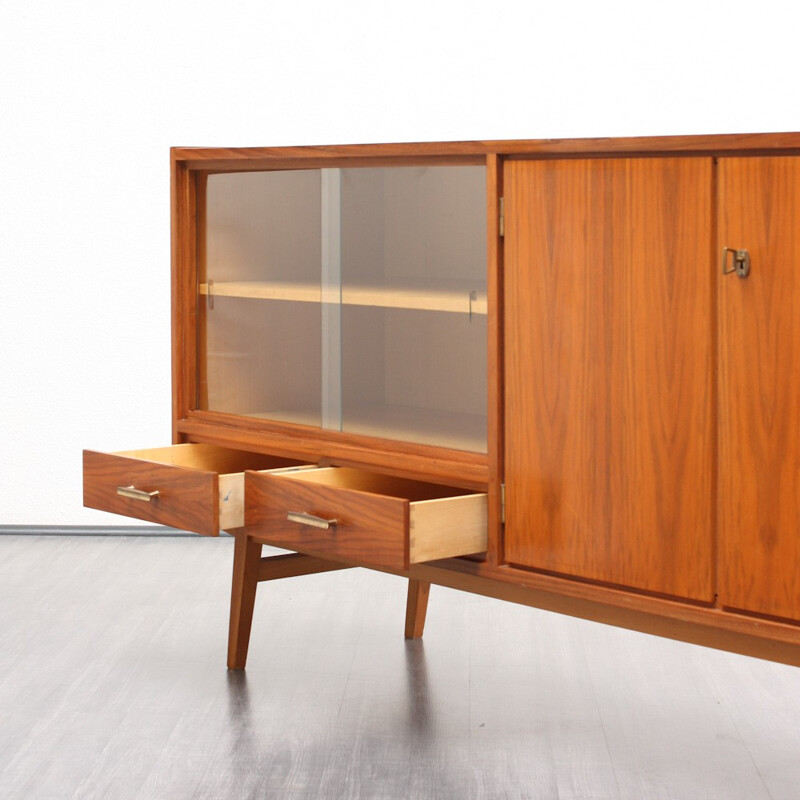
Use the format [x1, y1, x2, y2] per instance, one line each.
[499, 197, 505, 238]
[500, 482, 506, 524]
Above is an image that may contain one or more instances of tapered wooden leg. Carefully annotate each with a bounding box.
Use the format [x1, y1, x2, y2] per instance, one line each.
[227, 531, 262, 670]
[404, 579, 431, 639]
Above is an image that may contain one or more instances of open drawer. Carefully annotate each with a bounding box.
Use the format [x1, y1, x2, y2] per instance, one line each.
[245, 467, 488, 570]
[83, 444, 307, 535]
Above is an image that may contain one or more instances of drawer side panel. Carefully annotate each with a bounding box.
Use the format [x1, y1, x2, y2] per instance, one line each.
[409, 493, 488, 563]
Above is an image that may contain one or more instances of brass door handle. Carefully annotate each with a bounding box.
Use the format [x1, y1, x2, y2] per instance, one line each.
[117, 485, 160, 502]
[722, 247, 750, 278]
[287, 511, 338, 530]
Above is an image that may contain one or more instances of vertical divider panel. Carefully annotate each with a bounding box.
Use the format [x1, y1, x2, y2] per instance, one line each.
[486, 153, 504, 567]
[195, 173, 209, 412]
[321, 169, 342, 431]
[171, 153, 198, 442]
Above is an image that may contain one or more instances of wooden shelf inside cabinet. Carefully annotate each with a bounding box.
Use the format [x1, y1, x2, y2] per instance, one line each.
[198, 280, 488, 315]
[246, 404, 487, 454]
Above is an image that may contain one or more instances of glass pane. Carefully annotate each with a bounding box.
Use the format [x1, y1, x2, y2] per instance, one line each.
[198, 164, 487, 453]
[200, 171, 322, 426]
[340, 166, 487, 452]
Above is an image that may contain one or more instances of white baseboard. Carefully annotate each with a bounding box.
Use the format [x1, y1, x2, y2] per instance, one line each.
[0, 525, 232, 537]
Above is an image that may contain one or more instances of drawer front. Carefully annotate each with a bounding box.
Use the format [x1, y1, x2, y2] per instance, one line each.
[83, 444, 303, 536]
[246, 471, 410, 569]
[83, 449, 220, 535]
[245, 467, 488, 570]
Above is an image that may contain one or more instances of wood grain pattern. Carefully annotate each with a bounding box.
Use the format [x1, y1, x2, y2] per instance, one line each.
[486, 153, 505, 567]
[236, 406, 485, 454]
[244, 468, 486, 570]
[272, 467, 467, 499]
[228, 534, 800, 663]
[83, 449, 220, 535]
[504, 157, 715, 600]
[171, 132, 800, 173]
[195, 172, 209, 411]
[157, 135, 800, 666]
[227, 531, 262, 669]
[407, 559, 800, 667]
[255, 552, 352, 582]
[83, 445, 300, 535]
[221, 532, 800, 665]
[170, 152, 197, 442]
[408, 494, 487, 563]
[116, 443, 298, 473]
[176, 415, 489, 490]
[404, 579, 430, 638]
[718, 156, 800, 621]
[228, 546, 350, 669]
[246, 470, 411, 569]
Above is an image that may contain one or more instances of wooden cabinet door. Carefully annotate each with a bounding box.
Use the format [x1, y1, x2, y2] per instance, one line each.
[504, 158, 715, 601]
[718, 157, 800, 620]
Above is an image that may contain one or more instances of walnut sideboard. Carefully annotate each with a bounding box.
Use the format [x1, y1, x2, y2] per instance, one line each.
[84, 133, 800, 669]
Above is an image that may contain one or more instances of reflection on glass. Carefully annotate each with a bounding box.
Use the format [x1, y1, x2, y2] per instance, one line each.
[200, 165, 487, 453]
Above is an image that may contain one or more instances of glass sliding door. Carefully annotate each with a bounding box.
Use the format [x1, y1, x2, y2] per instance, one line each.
[199, 164, 487, 453]
[339, 166, 487, 451]
[200, 169, 323, 426]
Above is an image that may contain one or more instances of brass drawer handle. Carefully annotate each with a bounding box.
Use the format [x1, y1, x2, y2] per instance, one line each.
[287, 511, 338, 530]
[117, 485, 160, 502]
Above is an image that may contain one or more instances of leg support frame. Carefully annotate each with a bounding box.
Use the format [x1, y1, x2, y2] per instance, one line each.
[227, 531, 433, 669]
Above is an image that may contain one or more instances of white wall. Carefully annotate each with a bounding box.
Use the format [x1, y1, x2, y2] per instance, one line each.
[1, 0, 797, 525]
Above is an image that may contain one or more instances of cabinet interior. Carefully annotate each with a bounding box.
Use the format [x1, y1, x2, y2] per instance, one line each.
[268, 466, 474, 501]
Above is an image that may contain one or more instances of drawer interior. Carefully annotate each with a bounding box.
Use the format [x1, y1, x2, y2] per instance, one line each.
[253, 466, 488, 565]
[119, 444, 307, 530]
[116, 443, 287, 473]
[84, 443, 309, 534]
[268, 466, 470, 500]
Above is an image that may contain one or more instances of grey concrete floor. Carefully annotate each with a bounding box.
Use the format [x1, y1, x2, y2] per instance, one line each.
[1, 533, 800, 799]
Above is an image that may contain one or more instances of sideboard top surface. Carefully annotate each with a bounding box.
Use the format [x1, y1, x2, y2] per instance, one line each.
[172, 132, 800, 170]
